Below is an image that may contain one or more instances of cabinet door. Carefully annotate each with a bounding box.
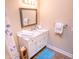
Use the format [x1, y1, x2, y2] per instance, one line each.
[29, 39, 36, 57]
[38, 33, 48, 49]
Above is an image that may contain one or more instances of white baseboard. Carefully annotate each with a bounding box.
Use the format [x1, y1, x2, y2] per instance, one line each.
[47, 44, 73, 58]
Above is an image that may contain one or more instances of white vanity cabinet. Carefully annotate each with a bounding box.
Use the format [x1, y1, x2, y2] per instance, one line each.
[17, 29, 48, 59]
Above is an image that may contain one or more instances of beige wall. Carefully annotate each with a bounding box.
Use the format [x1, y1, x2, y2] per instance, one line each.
[39, 0, 73, 54]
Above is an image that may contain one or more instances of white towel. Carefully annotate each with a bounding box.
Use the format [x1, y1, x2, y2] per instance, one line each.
[55, 22, 64, 34]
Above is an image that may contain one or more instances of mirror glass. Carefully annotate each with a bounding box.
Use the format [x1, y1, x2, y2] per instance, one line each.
[19, 8, 37, 28]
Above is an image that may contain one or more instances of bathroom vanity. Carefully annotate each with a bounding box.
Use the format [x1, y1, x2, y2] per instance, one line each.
[17, 28, 48, 59]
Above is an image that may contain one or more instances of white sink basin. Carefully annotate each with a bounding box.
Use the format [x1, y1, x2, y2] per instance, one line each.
[17, 29, 48, 38]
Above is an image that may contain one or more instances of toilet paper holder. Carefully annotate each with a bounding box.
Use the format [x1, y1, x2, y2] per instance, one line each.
[63, 24, 68, 29]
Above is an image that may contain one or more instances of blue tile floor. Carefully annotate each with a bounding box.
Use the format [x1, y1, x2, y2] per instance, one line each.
[35, 47, 56, 59]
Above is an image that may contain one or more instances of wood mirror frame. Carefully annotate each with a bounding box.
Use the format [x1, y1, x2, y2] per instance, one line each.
[19, 8, 37, 28]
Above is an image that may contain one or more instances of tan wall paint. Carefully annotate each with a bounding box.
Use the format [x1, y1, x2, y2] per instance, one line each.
[39, 0, 73, 54]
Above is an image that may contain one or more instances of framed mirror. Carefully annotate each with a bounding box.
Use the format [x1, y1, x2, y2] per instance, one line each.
[19, 8, 37, 28]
